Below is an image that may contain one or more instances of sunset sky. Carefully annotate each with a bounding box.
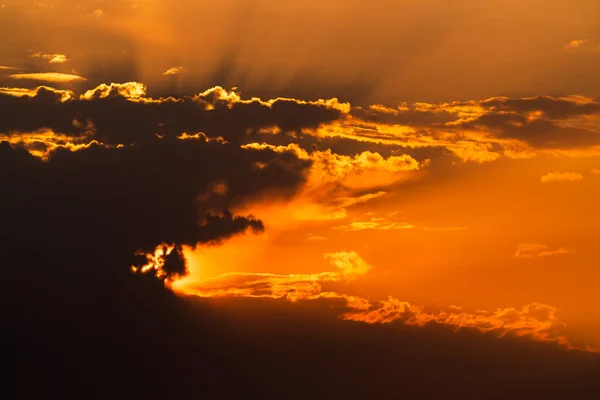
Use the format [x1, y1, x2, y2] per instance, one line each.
[3, 1, 600, 398]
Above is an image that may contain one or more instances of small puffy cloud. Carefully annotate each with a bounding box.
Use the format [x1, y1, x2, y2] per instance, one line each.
[514, 244, 573, 258]
[591, 169, 600, 175]
[81, 81, 146, 100]
[9, 72, 86, 83]
[540, 172, 583, 183]
[31, 52, 68, 64]
[164, 66, 184, 75]
[565, 39, 588, 50]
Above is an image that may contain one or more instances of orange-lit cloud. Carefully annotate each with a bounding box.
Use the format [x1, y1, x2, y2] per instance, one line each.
[565, 39, 588, 50]
[514, 244, 573, 258]
[306, 235, 327, 241]
[235, 143, 427, 228]
[540, 172, 584, 183]
[31, 52, 68, 64]
[81, 81, 146, 100]
[9, 72, 86, 83]
[163, 66, 184, 75]
[335, 217, 415, 232]
[0, 129, 119, 160]
[334, 212, 468, 233]
[0, 85, 74, 100]
[173, 250, 372, 301]
[170, 244, 591, 351]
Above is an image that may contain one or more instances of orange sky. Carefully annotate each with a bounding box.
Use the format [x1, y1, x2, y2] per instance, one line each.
[2, 0, 600, 351]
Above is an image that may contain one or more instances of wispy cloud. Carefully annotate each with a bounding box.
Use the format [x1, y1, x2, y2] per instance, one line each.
[335, 213, 467, 233]
[540, 172, 583, 183]
[306, 235, 327, 241]
[164, 66, 184, 75]
[514, 244, 573, 258]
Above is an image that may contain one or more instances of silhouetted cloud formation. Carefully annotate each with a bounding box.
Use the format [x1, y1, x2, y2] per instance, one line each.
[3, 81, 599, 399]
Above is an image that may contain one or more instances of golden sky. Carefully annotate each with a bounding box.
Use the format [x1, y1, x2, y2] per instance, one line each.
[2, 1, 600, 390]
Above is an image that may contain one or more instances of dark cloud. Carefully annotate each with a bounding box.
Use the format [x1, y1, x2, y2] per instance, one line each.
[482, 96, 600, 119]
[2, 83, 599, 398]
[0, 84, 345, 145]
[1, 130, 313, 397]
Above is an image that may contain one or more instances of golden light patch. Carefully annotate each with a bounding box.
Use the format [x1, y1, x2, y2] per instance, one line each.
[9, 72, 86, 83]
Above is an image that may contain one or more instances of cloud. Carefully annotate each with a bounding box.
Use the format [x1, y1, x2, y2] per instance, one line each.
[164, 66, 184, 75]
[0, 65, 18, 70]
[2, 84, 600, 165]
[540, 172, 584, 183]
[300, 94, 600, 163]
[335, 217, 415, 232]
[591, 168, 600, 175]
[306, 235, 327, 241]
[173, 248, 590, 352]
[31, 52, 68, 64]
[9, 72, 86, 82]
[514, 244, 573, 258]
[565, 39, 588, 50]
[334, 212, 467, 233]
[0, 84, 345, 145]
[174, 251, 372, 300]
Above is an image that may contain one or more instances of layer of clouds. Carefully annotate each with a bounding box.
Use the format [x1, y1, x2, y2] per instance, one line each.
[174, 249, 590, 353]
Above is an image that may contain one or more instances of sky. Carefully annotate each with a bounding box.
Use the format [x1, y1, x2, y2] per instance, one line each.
[2, 1, 600, 398]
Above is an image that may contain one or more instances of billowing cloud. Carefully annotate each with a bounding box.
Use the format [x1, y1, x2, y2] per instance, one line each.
[234, 143, 427, 228]
[515, 244, 573, 258]
[540, 172, 584, 183]
[302, 94, 600, 163]
[0, 84, 345, 145]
